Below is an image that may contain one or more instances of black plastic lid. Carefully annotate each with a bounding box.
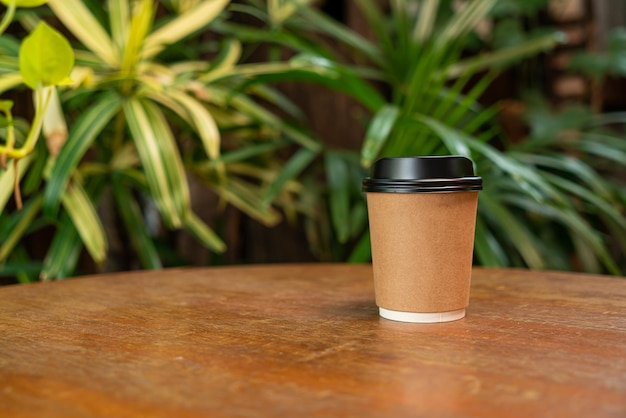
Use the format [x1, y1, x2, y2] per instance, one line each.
[362, 156, 482, 193]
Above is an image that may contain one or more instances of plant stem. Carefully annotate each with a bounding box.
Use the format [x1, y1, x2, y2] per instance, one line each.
[0, 86, 53, 159]
[13, 158, 22, 210]
[0, 102, 16, 170]
[0, 0, 17, 36]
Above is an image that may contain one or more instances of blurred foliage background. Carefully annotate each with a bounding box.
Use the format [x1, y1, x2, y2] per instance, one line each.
[0, 0, 625, 283]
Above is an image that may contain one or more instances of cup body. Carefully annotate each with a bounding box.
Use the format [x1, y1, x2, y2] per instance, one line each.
[362, 156, 482, 323]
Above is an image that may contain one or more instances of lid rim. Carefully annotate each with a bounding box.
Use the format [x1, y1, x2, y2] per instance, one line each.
[362, 176, 482, 193]
[363, 176, 482, 183]
[364, 188, 482, 193]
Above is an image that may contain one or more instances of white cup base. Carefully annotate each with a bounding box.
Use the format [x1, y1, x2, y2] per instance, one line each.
[379, 307, 466, 323]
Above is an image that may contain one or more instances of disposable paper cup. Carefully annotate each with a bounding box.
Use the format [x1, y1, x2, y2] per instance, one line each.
[362, 156, 482, 323]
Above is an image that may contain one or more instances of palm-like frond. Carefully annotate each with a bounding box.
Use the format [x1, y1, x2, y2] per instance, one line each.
[222, 0, 624, 273]
[1, 0, 327, 279]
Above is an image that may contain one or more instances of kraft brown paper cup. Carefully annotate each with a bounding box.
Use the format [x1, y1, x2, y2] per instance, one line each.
[362, 156, 482, 323]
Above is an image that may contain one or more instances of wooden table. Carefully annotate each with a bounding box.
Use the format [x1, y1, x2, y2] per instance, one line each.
[1, 264, 625, 418]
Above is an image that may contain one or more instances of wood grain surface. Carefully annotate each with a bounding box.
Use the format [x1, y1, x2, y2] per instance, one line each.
[1, 264, 625, 418]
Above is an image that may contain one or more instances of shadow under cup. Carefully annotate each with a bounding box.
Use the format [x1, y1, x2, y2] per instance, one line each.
[362, 156, 483, 323]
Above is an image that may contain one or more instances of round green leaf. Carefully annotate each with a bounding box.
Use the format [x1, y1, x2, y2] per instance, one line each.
[0, 0, 47, 7]
[19, 22, 74, 89]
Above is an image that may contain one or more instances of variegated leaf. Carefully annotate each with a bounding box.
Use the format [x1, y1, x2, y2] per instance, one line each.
[142, 0, 229, 59]
[61, 181, 108, 263]
[123, 98, 190, 228]
[48, 0, 118, 67]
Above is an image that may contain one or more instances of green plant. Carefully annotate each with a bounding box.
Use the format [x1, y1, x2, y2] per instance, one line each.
[569, 27, 626, 111]
[0, 1, 75, 284]
[224, 0, 626, 273]
[0, 1, 74, 198]
[0, 0, 321, 281]
[510, 93, 626, 272]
